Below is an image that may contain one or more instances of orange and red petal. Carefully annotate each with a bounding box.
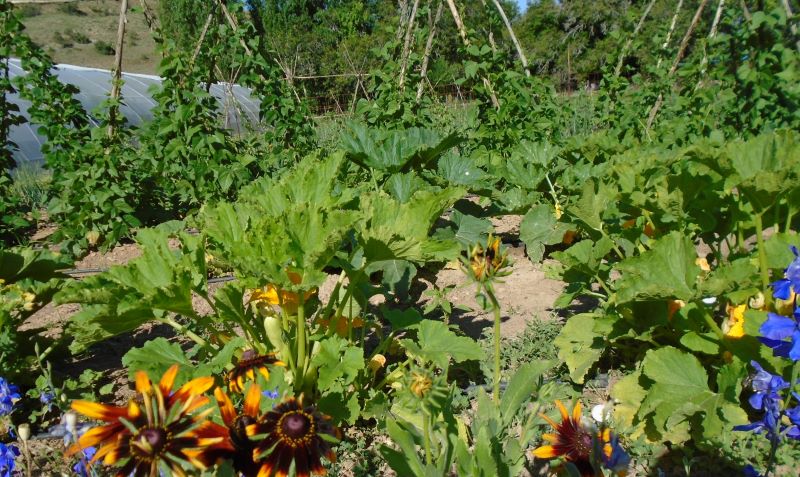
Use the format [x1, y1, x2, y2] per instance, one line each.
[159, 364, 180, 396]
[532, 445, 559, 459]
[214, 387, 237, 427]
[71, 400, 127, 421]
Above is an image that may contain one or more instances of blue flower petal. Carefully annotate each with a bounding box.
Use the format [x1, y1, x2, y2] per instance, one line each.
[790, 329, 800, 362]
[771, 279, 793, 300]
[760, 314, 798, 340]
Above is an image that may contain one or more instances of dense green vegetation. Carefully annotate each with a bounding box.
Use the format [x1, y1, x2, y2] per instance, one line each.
[1, 0, 799, 476]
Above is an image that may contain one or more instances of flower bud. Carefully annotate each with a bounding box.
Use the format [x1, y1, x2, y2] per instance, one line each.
[17, 423, 31, 442]
[64, 411, 78, 430]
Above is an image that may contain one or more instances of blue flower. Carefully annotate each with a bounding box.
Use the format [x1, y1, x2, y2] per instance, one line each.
[747, 361, 789, 410]
[0, 443, 19, 477]
[72, 446, 96, 477]
[600, 432, 631, 474]
[743, 464, 762, 477]
[0, 378, 20, 416]
[759, 308, 800, 361]
[262, 388, 280, 400]
[771, 246, 800, 300]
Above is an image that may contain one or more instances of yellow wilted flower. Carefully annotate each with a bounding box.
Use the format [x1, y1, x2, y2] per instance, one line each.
[723, 303, 746, 338]
[368, 354, 387, 373]
[774, 290, 796, 316]
[695, 257, 711, 272]
[250, 271, 317, 315]
[467, 235, 508, 282]
[554, 202, 564, 219]
[562, 230, 577, 245]
[318, 315, 365, 338]
[410, 371, 433, 398]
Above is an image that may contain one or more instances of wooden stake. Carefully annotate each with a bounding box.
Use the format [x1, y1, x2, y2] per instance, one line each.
[657, 0, 685, 69]
[614, 0, 657, 77]
[491, 0, 530, 76]
[696, 0, 726, 87]
[107, 0, 128, 139]
[190, 13, 215, 68]
[399, 0, 421, 90]
[445, 0, 500, 108]
[780, 0, 800, 52]
[417, 0, 444, 102]
[647, 0, 709, 129]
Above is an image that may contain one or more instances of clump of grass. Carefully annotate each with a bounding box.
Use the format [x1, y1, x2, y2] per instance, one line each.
[480, 315, 564, 381]
[52, 32, 73, 49]
[94, 40, 115, 56]
[16, 4, 42, 17]
[57, 3, 85, 16]
[67, 29, 90, 45]
[11, 163, 51, 211]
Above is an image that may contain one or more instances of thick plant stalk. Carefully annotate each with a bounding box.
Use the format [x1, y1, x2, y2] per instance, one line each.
[491, 0, 530, 76]
[615, 0, 657, 77]
[657, 0, 685, 68]
[399, 0, 422, 90]
[445, 0, 500, 108]
[417, 0, 444, 102]
[107, 0, 128, 139]
[647, 0, 709, 129]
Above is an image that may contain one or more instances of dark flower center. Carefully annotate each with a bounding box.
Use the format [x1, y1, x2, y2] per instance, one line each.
[233, 415, 256, 445]
[136, 427, 167, 455]
[280, 411, 313, 440]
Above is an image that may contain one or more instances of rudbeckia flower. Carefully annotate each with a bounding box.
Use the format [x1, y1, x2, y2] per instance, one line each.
[185, 385, 265, 476]
[68, 365, 224, 476]
[227, 350, 285, 394]
[759, 308, 800, 361]
[533, 400, 629, 477]
[247, 396, 340, 477]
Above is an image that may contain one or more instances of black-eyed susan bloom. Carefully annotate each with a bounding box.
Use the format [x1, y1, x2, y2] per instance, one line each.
[533, 400, 629, 477]
[68, 365, 225, 477]
[246, 396, 340, 477]
[227, 350, 285, 393]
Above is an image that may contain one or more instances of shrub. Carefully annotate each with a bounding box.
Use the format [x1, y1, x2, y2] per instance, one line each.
[93, 40, 115, 56]
[56, 3, 84, 16]
[67, 29, 90, 45]
[16, 4, 41, 17]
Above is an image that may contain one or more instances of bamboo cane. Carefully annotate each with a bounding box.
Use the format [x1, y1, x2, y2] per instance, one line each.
[399, 0, 421, 90]
[445, 0, 500, 108]
[657, 0, 685, 69]
[781, 0, 800, 52]
[491, 0, 530, 76]
[647, 0, 709, 129]
[107, 0, 128, 139]
[417, 0, 444, 102]
[614, 0, 657, 77]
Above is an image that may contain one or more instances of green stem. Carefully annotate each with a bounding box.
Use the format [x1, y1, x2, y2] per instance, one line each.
[786, 205, 795, 234]
[697, 303, 725, 341]
[162, 316, 216, 350]
[594, 275, 613, 298]
[487, 285, 502, 405]
[783, 360, 800, 410]
[754, 213, 772, 306]
[423, 413, 432, 467]
[295, 294, 307, 393]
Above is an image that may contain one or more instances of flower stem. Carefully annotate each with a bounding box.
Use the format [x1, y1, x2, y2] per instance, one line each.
[295, 294, 307, 393]
[487, 285, 502, 405]
[162, 316, 215, 350]
[754, 213, 772, 306]
[423, 413, 432, 466]
[697, 303, 725, 340]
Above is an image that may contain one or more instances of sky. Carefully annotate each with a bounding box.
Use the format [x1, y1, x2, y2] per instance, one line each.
[516, 0, 528, 13]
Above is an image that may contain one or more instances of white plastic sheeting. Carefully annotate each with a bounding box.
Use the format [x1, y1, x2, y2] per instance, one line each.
[5, 58, 262, 166]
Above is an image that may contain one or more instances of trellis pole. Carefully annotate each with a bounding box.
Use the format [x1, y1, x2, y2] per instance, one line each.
[657, 0, 685, 69]
[445, 0, 500, 108]
[646, 0, 709, 129]
[696, 0, 726, 88]
[399, 0, 421, 90]
[107, 0, 128, 139]
[781, 0, 800, 52]
[614, 0, 657, 77]
[417, 0, 444, 102]
[491, 0, 530, 76]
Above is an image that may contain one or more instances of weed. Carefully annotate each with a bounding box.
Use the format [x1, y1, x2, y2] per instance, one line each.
[52, 32, 73, 49]
[93, 40, 115, 56]
[66, 30, 90, 45]
[56, 3, 85, 16]
[10, 164, 51, 212]
[15, 5, 41, 18]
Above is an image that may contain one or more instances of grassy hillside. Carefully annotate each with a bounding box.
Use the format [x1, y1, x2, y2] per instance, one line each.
[14, 0, 159, 74]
